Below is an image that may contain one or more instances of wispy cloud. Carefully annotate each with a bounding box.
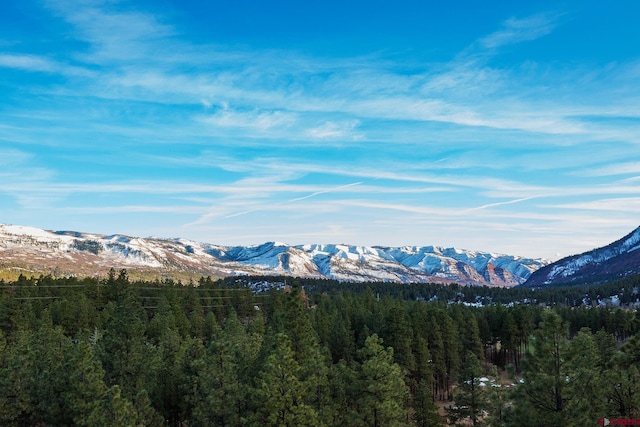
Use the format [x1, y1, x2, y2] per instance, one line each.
[0, 148, 33, 166]
[0, 54, 60, 72]
[59, 205, 203, 215]
[548, 197, 640, 213]
[0, 54, 91, 77]
[45, 0, 176, 64]
[479, 13, 562, 49]
[576, 161, 640, 177]
[306, 120, 364, 140]
[188, 181, 364, 225]
[200, 107, 297, 132]
[2, 0, 639, 259]
[2, 3, 574, 141]
[9, 1, 622, 147]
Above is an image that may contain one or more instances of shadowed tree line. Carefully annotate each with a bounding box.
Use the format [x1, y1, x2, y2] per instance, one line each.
[0, 270, 639, 426]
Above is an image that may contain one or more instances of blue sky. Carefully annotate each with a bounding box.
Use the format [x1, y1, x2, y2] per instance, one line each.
[1, 0, 640, 260]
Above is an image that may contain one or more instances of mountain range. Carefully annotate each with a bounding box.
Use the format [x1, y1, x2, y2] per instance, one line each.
[0, 223, 548, 287]
[523, 226, 640, 287]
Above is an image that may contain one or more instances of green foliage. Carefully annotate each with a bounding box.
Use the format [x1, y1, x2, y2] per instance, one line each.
[484, 366, 510, 427]
[413, 378, 443, 427]
[254, 333, 319, 426]
[509, 311, 572, 426]
[0, 273, 639, 426]
[354, 334, 410, 427]
[507, 312, 612, 426]
[0, 325, 158, 426]
[606, 334, 640, 418]
[72, 239, 102, 254]
[447, 350, 488, 426]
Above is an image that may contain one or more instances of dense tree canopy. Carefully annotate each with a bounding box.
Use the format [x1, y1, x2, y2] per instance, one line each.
[0, 271, 638, 426]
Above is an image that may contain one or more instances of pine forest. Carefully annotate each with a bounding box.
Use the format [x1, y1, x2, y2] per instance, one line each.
[1, 269, 639, 426]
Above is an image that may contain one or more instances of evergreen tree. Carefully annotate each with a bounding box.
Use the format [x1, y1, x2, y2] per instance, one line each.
[275, 282, 331, 423]
[381, 299, 415, 371]
[426, 313, 447, 401]
[564, 328, 607, 423]
[607, 334, 640, 417]
[413, 378, 443, 426]
[509, 311, 571, 426]
[325, 358, 358, 427]
[154, 319, 186, 425]
[0, 324, 160, 426]
[96, 281, 161, 405]
[192, 327, 243, 426]
[191, 309, 260, 426]
[447, 350, 488, 426]
[411, 335, 442, 426]
[328, 311, 356, 363]
[354, 334, 409, 427]
[484, 366, 509, 427]
[501, 313, 519, 369]
[440, 311, 460, 400]
[253, 333, 319, 426]
[462, 311, 485, 366]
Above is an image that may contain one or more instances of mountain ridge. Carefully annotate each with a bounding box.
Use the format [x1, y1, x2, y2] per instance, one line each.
[0, 223, 549, 286]
[523, 226, 640, 287]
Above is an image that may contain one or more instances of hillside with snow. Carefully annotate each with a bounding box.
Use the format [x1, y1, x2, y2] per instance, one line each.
[523, 226, 640, 287]
[0, 223, 549, 286]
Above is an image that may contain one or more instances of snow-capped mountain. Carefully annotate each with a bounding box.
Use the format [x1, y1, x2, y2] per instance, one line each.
[0, 223, 549, 286]
[523, 226, 640, 287]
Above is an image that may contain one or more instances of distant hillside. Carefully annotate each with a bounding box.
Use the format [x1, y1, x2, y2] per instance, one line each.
[523, 226, 640, 287]
[0, 223, 549, 286]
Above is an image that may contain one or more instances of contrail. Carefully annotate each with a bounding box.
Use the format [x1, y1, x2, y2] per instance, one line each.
[217, 181, 363, 220]
[287, 182, 363, 203]
[223, 208, 260, 219]
[466, 196, 536, 211]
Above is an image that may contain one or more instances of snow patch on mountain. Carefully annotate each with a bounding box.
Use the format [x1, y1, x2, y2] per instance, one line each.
[546, 228, 640, 281]
[524, 226, 640, 287]
[0, 223, 550, 286]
